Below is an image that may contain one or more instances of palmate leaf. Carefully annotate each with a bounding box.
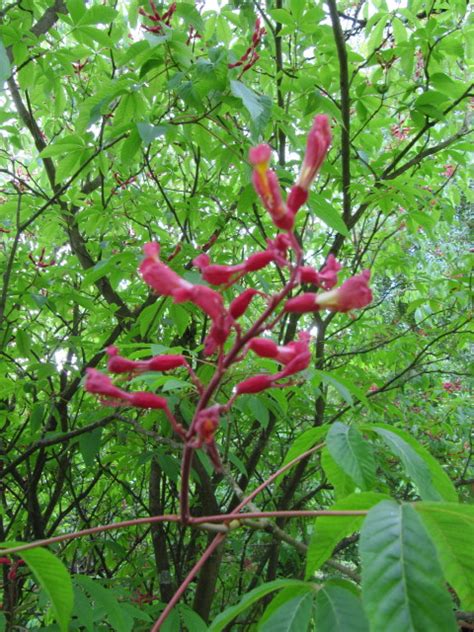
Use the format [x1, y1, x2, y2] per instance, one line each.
[360, 501, 457, 632]
[326, 423, 376, 490]
[415, 502, 474, 609]
[0, 543, 73, 632]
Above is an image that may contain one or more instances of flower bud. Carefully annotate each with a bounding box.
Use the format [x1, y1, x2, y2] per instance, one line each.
[244, 251, 274, 272]
[248, 338, 279, 358]
[128, 392, 168, 409]
[229, 289, 259, 319]
[297, 114, 331, 191]
[284, 293, 318, 313]
[235, 374, 273, 394]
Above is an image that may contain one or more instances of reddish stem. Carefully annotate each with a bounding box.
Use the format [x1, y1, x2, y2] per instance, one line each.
[235, 442, 324, 513]
[150, 533, 226, 631]
[0, 515, 181, 557]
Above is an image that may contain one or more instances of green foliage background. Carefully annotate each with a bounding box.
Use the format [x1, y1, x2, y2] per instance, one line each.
[0, 0, 472, 629]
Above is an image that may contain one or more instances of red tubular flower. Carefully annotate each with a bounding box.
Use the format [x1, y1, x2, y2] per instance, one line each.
[248, 338, 279, 358]
[235, 374, 274, 394]
[106, 346, 141, 374]
[284, 293, 318, 313]
[297, 114, 332, 192]
[128, 392, 168, 409]
[147, 355, 187, 371]
[275, 331, 311, 364]
[276, 349, 311, 378]
[229, 288, 259, 319]
[140, 243, 192, 297]
[315, 270, 372, 312]
[244, 251, 274, 272]
[286, 185, 308, 216]
[298, 266, 319, 285]
[85, 368, 132, 404]
[286, 271, 372, 313]
[106, 346, 186, 374]
[193, 253, 244, 285]
[85, 368, 170, 410]
[176, 284, 225, 321]
[141, 243, 228, 324]
[249, 144, 293, 230]
[318, 254, 341, 290]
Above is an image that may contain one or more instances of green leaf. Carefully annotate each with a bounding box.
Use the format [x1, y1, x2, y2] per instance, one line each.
[39, 135, 85, 158]
[307, 194, 350, 237]
[179, 604, 207, 632]
[247, 395, 270, 429]
[305, 492, 388, 578]
[268, 9, 296, 26]
[67, 0, 86, 23]
[30, 402, 46, 434]
[169, 303, 190, 337]
[0, 544, 73, 632]
[209, 579, 308, 632]
[136, 122, 167, 145]
[360, 501, 457, 632]
[121, 128, 142, 165]
[289, 0, 306, 20]
[277, 426, 327, 485]
[259, 585, 314, 628]
[314, 371, 355, 406]
[230, 80, 272, 135]
[72, 585, 95, 631]
[326, 423, 376, 490]
[75, 575, 131, 632]
[16, 329, 31, 356]
[315, 583, 369, 632]
[260, 591, 313, 632]
[77, 6, 118, 25]
[367, 16, 387, 53]
[0, 38, 11, 83]
[321, 448, 356, 499]
[392, 18, 407, 43]
[364, 424, 457, 501]
[415, 502, 474, 609]
[0, 613, 5, 632]
[79, 428, 102, 467]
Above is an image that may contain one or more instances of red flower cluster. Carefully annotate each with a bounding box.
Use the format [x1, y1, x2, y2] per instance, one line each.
[228, 18, 266, 74]
[84, 113, 373, 476]
[139, 0, 176, 34]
